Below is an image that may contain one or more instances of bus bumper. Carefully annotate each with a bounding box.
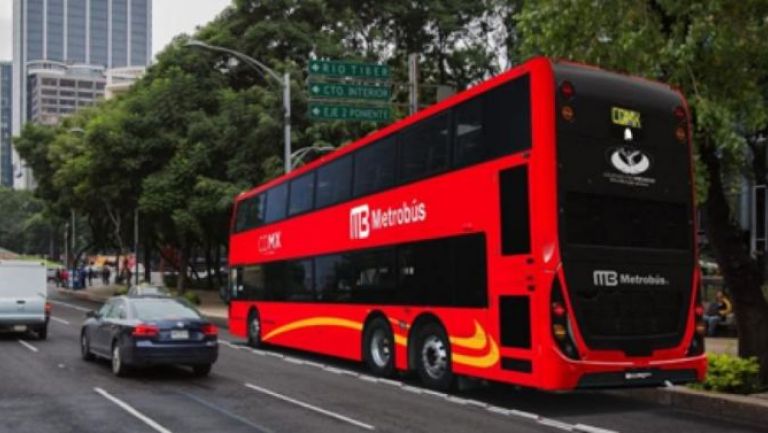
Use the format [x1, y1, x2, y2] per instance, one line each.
[543, 351, 707, 390]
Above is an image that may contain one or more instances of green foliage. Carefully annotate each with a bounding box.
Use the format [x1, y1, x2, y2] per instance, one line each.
[180, 291, 202, 306]
[114, 286, 129, 296]
[0, 187, 54, 256]
[13, 0, 507, 280]
[690, 354, 762, 394]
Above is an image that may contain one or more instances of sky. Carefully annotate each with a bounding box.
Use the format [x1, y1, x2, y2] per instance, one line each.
[0, 0, 232, 62]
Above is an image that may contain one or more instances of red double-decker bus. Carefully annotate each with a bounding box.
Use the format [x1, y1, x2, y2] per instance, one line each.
[227, 57, 707, 390]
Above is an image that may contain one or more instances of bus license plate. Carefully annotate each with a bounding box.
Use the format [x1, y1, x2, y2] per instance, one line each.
[13, 325, 27, 332]
[171, 330, 189, 340]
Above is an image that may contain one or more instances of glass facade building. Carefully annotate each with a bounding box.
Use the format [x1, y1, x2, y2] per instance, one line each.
[12, 0, 153, 189]
[0, 63, 12, 187]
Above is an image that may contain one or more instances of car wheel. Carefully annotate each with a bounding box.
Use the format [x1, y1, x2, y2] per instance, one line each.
[111, 342, 129, 377]
[415, 322, 454, 391]
[363, 316, 395, 377]
[81, 332, 95, 361]
[247, 310, 262, 348]
[192, 364, 212, 377]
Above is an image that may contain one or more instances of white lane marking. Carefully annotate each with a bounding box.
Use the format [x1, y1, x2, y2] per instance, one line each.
[94, 388, 172, 433]
[48, 299, 91, 312]
[574, 425, 620, 433]
[227, 343, 619, 433]
[50, 316, 70, 325]
[18, 339, 39, 353]
[244, 383, 375, 431]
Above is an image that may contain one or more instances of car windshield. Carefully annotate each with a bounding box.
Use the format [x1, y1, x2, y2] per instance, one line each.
[130, 299, 201, 321]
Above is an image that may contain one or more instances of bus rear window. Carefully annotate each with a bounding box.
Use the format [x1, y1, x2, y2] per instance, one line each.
[564, 192, 691, 250]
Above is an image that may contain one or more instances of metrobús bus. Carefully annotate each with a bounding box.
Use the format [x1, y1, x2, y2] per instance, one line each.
[227, 57, 707, 391]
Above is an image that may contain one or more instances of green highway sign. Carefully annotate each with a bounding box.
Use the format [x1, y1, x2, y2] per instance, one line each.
[309, 82, 391, 101]
[308, 60, 390, 79]
[308, 104, 391, 122]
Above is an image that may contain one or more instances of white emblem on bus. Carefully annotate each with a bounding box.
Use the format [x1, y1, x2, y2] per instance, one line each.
[350, 205, 370, 239]
[609, 147, 651, 175]
[593, 270, 619, 287]
[258, 231, 282, 253]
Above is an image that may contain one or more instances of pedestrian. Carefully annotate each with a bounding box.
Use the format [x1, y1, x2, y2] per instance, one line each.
[87, 263, 95, 287]
[703, 290, 733, 336]
[78, 265, 86, 290]
[61, 268, 69, 289]
[102, 266, 110, 285]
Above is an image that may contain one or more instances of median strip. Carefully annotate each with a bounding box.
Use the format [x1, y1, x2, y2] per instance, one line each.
[244, 383, 375, 430]
[94, 388, 172, 433]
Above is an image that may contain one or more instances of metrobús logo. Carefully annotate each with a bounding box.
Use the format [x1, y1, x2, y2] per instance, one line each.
[350, 200, 427, 240]
[608, 146, 651, 175]
[593, 270, 669, 287]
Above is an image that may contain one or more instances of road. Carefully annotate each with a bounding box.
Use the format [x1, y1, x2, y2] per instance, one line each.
[0, 286, 762, 433]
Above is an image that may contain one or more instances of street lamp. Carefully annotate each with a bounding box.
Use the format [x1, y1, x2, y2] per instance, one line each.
[185, 39, 292, 174]
[290, 145, 335, 169]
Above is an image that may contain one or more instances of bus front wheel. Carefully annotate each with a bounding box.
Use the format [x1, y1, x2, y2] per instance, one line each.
[414, 322, 454, 391]
[247, 309, 262, 348]
[363, 316, 395, 377]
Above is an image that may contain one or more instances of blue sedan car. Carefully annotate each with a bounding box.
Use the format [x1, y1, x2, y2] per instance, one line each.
[80, 296, 218, 377]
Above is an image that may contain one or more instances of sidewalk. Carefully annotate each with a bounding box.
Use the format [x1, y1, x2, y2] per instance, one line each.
[56, 281, 227, 321]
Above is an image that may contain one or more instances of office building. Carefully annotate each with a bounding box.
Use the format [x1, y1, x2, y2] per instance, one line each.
[12, 0, 153, 189]
[0, 62, 12, 188]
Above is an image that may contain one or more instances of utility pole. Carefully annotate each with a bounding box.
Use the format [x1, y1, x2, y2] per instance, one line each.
[134, 208, 139, 286]
[408, 53, 419, 115]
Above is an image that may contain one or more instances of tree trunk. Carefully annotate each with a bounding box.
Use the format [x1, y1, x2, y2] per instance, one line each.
[177, 244, 189, 294]
[143, 241, 152, 284]
[205, 242, 214, 291]
[701, 140, 768, 384]
[215, 244, 224, 289]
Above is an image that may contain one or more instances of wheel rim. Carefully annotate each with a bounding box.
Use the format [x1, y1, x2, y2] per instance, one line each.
[370, 329, 392, 368]
[421, 335, 448, 380]
[250, 315, 260, 341]
[112, 346, 121, 374]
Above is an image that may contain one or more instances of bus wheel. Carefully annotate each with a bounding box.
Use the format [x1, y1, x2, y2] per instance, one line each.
[415, 322, 454, 391]
[363, 316, 395, 377]
[247, 309, 262, 348]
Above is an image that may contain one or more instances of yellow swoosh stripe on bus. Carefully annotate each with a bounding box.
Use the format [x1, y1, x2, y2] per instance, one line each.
[449, 321, 487, 350]
[453, 336, 500, 369]
[263, 317, 363, 341]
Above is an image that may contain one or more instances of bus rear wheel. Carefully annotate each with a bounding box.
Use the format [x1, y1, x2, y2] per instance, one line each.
[363, 316, 395, 377]
[247, 309, 262, 348]
[414, 322, 454, 391]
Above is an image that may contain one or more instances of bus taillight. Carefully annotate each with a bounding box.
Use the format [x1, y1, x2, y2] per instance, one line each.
[551, 278, 580, 360]
[560, 80, 575, 99]
[673, 105, 686, 120]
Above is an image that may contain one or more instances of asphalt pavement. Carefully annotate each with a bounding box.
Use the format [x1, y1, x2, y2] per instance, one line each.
[0, 286, 764, 433]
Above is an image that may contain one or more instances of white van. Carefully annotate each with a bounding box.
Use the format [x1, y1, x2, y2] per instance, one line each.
[0, 260, 49, 339]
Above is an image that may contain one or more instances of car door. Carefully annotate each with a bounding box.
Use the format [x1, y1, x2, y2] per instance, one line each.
[91, 300, 115, 355]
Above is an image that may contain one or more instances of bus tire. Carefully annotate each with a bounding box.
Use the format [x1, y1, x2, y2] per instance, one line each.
[247, 309, 262, 348]
[363, 316, 395, 377]
[414, 321, 454, 391]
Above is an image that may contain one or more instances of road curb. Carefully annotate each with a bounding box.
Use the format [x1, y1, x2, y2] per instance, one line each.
[611, 386, 768, 427]
[56, 288, 110, 303]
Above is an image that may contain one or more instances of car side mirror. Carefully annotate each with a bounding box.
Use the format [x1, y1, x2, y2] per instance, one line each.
[86, 310, 100, 319]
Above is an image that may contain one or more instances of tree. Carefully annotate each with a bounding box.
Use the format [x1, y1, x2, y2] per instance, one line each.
[515, 0, 768, 383]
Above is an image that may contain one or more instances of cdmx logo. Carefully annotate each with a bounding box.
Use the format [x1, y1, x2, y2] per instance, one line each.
[608, 146, 651, 175]
[258, 231, 282, 253]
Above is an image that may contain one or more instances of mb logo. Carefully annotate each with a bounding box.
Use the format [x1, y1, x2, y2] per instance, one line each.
[593, 270, 618, 286]
[350, 204, 370, 239]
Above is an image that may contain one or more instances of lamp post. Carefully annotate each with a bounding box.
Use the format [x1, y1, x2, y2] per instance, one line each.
[186, 40, 292, 174]
[290, 145, 335, 169]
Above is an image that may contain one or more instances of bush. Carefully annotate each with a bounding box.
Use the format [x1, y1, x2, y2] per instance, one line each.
[691, 353, 762, 394]
[114, 286, 128, 296]
[180, 291, 201, 306]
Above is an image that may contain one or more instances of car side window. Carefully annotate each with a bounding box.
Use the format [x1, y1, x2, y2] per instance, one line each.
[107, 300, 125, 320]
[99, 301, 114, 318]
